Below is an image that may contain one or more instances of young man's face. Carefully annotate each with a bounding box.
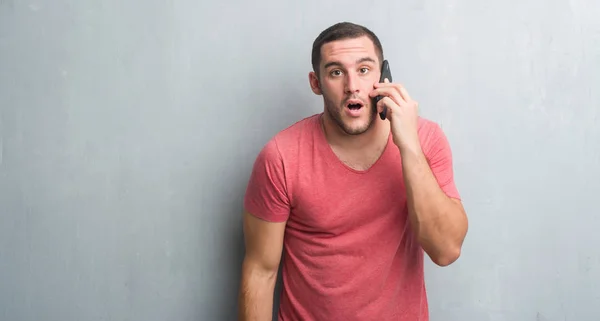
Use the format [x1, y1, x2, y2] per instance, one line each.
[310, 36, 382, 135]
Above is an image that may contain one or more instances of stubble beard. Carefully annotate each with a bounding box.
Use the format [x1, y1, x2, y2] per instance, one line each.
[323, 95, 377, 136]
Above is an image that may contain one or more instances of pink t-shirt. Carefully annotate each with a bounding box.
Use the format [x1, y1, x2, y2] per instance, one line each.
[244, 113, 460, 321]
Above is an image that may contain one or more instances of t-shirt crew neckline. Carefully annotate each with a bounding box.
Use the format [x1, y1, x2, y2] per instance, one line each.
[313, 113, 394, 175]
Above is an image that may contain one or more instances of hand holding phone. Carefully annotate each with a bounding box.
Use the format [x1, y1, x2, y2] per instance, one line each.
[373, 60, 393, 120]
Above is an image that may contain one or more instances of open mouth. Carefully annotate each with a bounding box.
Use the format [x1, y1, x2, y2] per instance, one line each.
[346, 100, 364, 110]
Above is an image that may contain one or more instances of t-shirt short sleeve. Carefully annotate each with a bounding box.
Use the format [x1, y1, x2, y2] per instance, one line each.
[423, 123, 461, 200]
[243, 138, 291, 222]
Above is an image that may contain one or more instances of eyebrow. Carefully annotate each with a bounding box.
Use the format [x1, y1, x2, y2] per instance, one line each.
[323, 57, 377, 70]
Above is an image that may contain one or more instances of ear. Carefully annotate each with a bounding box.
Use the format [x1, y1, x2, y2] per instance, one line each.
[308, 71, 322, 95]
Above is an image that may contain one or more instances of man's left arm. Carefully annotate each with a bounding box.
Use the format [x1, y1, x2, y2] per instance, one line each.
[370, 80, 468, 266]
[400, 124, 468, 267]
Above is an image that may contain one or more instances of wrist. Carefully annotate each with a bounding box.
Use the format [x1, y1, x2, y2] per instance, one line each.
[397, 139, 423, 158]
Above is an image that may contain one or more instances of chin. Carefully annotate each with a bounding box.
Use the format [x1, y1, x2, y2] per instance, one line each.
[340, 117, 374, 135]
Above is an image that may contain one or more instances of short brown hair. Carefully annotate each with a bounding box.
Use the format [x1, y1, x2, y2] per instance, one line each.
[311, 22, 384, 76]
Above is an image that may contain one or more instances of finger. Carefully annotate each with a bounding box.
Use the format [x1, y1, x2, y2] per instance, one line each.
[373, 81, 399, 88]
[370, 86, 406, 106]
[375, 78, 408, 93]
[374, 82, 402, 99]
[374, 82, 410, 100]
[377, 96, 397, 119]
[398, 84, 412, 102]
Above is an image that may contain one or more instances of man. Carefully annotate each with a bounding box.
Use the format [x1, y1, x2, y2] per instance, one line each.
[238, 22, 468, 321]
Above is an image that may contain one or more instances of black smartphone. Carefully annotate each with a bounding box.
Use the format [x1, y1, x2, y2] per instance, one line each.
[374, 60, 392, 120]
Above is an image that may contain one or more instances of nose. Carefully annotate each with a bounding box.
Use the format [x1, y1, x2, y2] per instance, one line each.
[344, 72, 360, 94]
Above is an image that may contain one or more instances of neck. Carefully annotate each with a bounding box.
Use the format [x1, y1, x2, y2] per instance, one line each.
[320, 113, 390, 152]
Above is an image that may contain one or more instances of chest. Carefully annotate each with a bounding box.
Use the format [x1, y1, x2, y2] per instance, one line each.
[329, 144, 387, 172]
[288, 162, 408, 236]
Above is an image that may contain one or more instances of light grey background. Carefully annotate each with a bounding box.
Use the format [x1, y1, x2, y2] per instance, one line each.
[1, 0, 599, 320]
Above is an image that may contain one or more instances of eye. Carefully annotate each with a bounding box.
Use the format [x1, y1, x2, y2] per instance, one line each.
[359, 67, 369, 74]
[330, 69, 343, 77]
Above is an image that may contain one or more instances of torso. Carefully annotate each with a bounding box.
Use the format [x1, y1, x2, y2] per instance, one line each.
[273, 114, 430, 321]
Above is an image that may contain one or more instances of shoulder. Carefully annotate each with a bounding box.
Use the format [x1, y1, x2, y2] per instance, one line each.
[416, 117, 453, 157]
[251, 113, 320, 170]
[273, 113, 320, 144]
[244, 114, 320, 221]
[263, 113, 320, 157]
[416, 118, 461, 199]
[417, 116, 443, 140]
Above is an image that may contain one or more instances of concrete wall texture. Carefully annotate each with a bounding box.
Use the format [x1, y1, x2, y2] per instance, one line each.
[1, 0, 599, 320]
